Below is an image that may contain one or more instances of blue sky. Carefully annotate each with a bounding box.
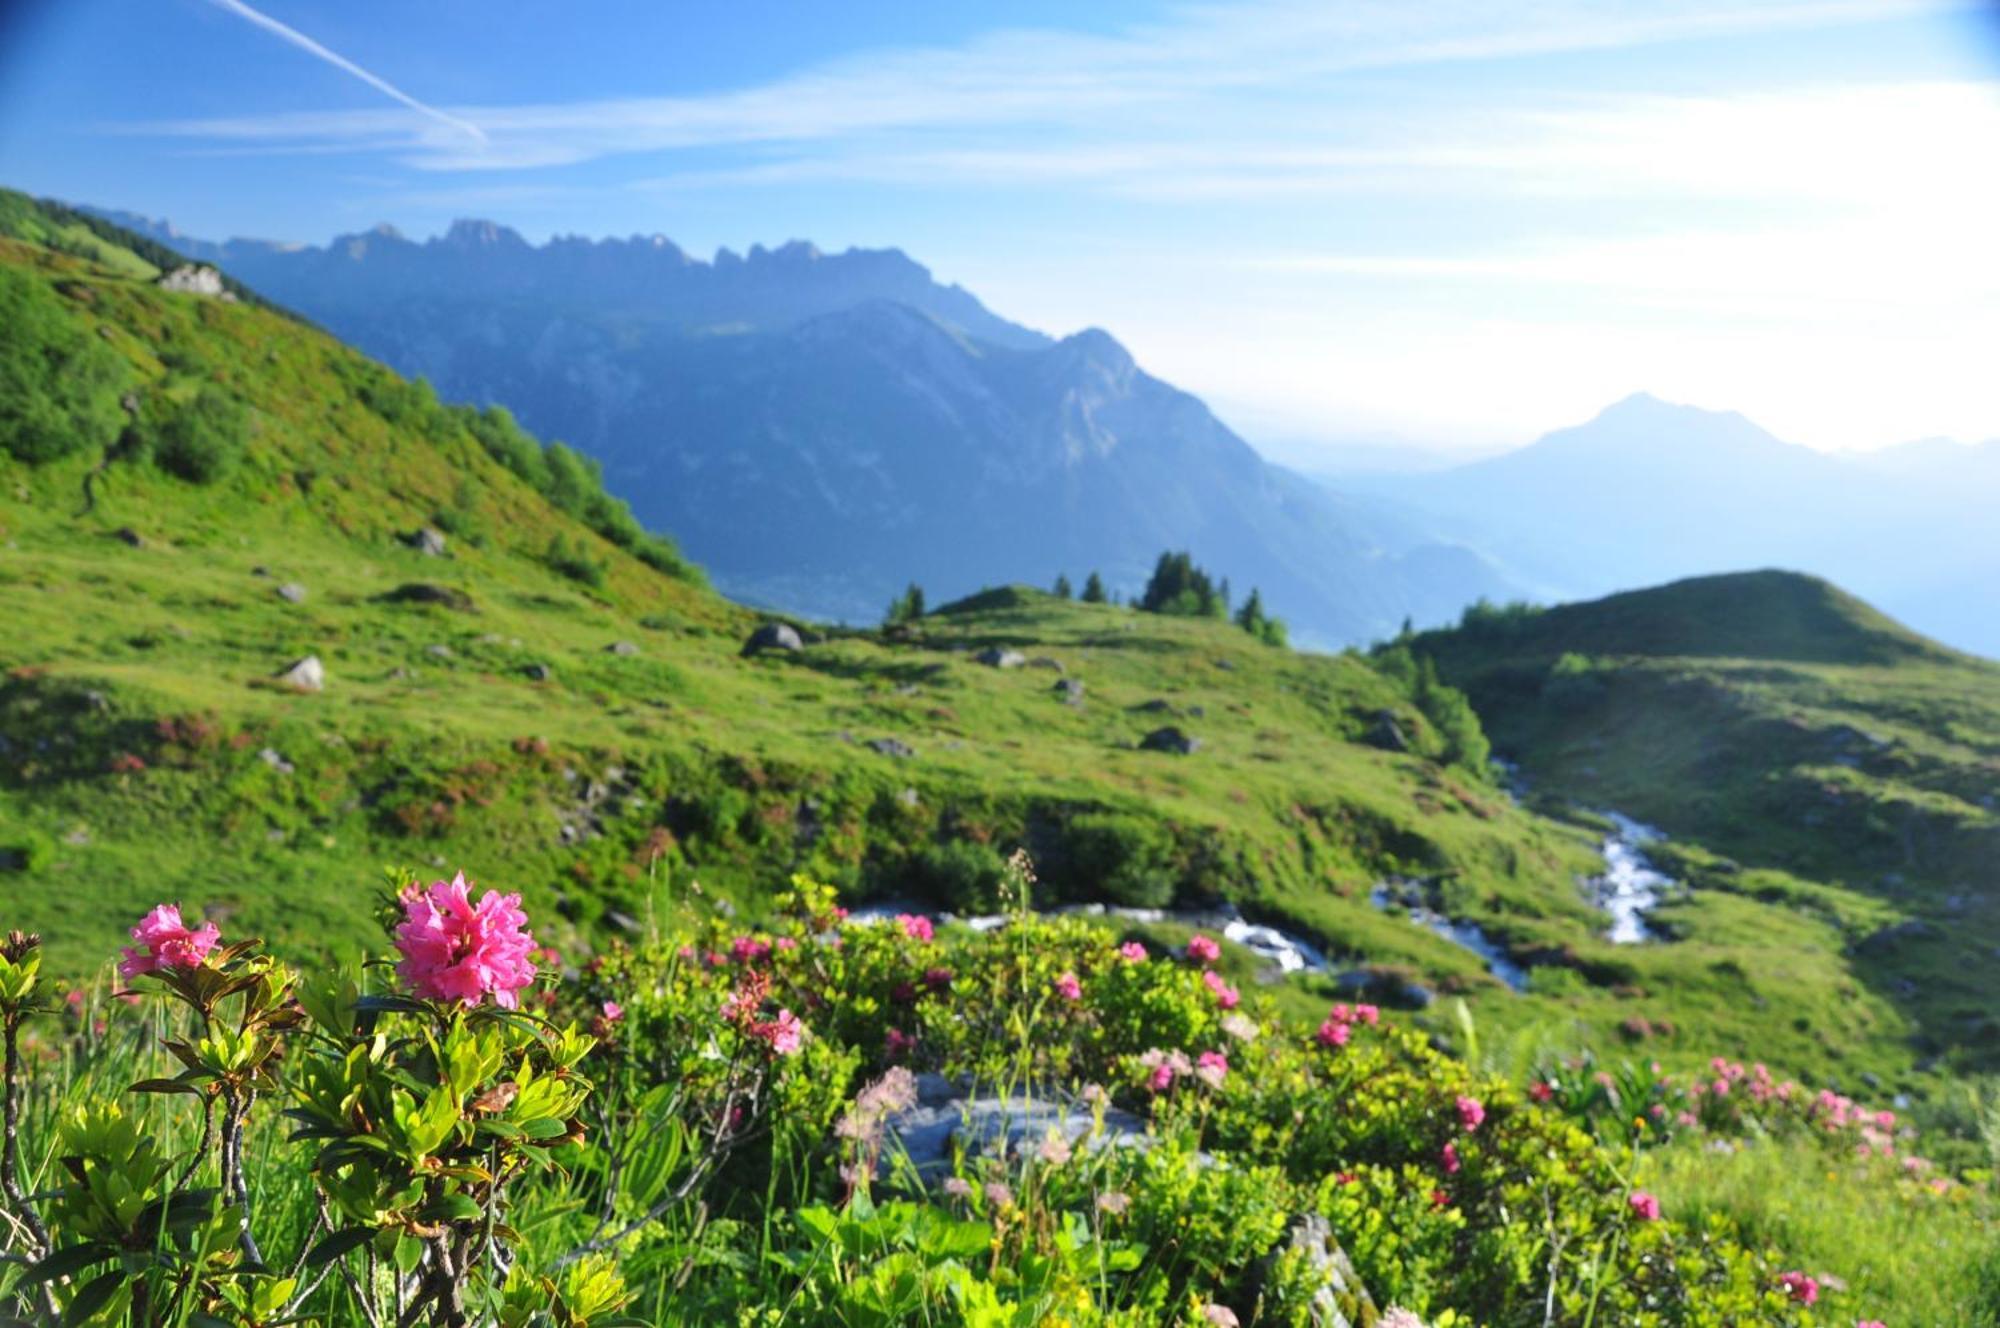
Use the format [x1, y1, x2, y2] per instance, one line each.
[2, 0, 1997, 458]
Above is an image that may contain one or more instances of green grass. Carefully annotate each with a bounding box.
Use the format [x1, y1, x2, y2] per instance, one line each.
[1411, 575, 2000, 1078]
[0, 196, 1984, 1109]
[1639, 1136, 1999, 1325]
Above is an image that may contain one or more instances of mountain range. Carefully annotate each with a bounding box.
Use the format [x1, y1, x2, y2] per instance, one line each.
[1349, 393, 2000, 657]
[89, 209, 1516, 644]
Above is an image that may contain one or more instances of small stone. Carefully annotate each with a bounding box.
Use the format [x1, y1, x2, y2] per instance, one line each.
[275, 655, 325, 692]
[868, 737, 917, 759]
[256, 748, 294, 775]
[405, 526, 448, 556]
[741, 622, 805, 656]
[1027, 656, 1065, 672]
[426, 644, 453, 659]
[606, 641, 641, 656]
[975, 646, 1027, 669]
[1054, 678, 1086, 701]
[1139, 726, 1200, 755]
[276, 582, 308, 604]
[524, 663, 553, 681]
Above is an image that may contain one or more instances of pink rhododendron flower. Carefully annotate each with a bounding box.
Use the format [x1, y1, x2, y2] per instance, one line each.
[119, 904, 221, 980]
[1456, 1095, 1486, 1132]
[1119, 941, 1147, 962]
[765, 1008, 804, 1056]
[1195, 1050, 1229, 1090]
[1186, 934, 1220, 964]
[1379, 1312, 1426, 1328]
[895, 913, 934, 942]
[601, 1000, 624, 1023]
[1316, 1018, 1352, 1048]
[886, 1026, 918, 1059]
[1054, 971, 1083, 1001]
[1777, 1272, 1819, 1306]
[1857, 1320, 1886, 1328]
[1354, 1003, 1380, 1026]
[1202, 969, 1240, 1009]
[1529, 1080, 1554, 1103]
[1441, 1142, 1461, 1175]
[731, 935, 771, 964]
[1628, 1191, 1662, 1221]
[983, 1181, 1014, 1209]
[1096, 1190, 1131, 1216]
[393, 874, 539, 1008]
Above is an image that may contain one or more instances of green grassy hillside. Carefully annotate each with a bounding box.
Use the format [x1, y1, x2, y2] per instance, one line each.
[0, 198, 1979, 1101]
[1412, 572, 2000, 1074]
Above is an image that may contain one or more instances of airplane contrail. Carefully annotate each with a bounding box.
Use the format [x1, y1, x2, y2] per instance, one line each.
[204, 0, 486, 144]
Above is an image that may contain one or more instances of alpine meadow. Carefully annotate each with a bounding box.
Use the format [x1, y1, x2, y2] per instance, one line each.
[1, 4, 1998, 1327]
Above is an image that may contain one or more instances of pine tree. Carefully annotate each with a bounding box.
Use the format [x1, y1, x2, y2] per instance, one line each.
[1081, 571, 1107, 603]
[1053, 573, 1073, 599]
[884, 582, 926, 626]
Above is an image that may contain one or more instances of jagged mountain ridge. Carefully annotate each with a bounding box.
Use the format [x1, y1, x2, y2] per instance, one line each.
[87, 206, 1517, 644]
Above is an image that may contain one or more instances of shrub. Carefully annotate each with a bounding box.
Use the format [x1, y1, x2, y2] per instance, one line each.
[546, 533, 607, 588]
[1061, 811, 1178, 907]
[904, 839, 1010, 912]
[0, 265, 127, 464]
[148, 385, 249, 484]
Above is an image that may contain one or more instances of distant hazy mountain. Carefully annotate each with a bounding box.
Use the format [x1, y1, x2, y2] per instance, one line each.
[99, 208, 1515, 645]
[1351, 393, 2000, 656]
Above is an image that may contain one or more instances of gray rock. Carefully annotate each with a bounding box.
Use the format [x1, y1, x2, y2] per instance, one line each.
[275, 582, 308, 605]
[256, 748, 294, 775]
[275, 655, 324, 692]
[975, 646, 1028, 669]
[1256, 1214, 1377, 1328]
[605, 910, 642, 936]
[741, 622, 805, 656]
[606, 640, 641, 656]
[1214, 658, 1235, 671]
[404, 526, 448, 556]
[426, 644, 453, 659]
[1054, 678, 1086, 701]
[378, 582, 475, 612]
[884, 1085, 1150, 1181]
[1139, 726, 1201, 755]
[523, 663, 553, 682]
[1366, 709, 1411, 753]
[113, 527, 145, 548]
[868, 738, 917, 759]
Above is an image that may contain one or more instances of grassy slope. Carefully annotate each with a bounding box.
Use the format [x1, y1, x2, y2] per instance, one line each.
[0, 213, 1952, 1097]
[1412, 571, 2000, 1075]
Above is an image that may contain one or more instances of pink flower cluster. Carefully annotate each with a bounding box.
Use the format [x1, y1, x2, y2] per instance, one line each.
[1777, 1271, 1819, 1305]
[1455, 1095, 1486, 1132]
[720, 969, 806, 1056]
[1185, 933, 1220, 964]
[1628, 1191, 1662, 1221]
[1195, 1050, 1229, 1090]
[1054, 971, 1083, 1001]
[119, 904, 221, 979]
[1201, 968, 1239, 1009]
[1314, 1001, 1378, 1049]
[895, 914, 934, 942]
[1138, 1047, 1193, 1093]
[393, 873, 539, 1008]
[1119, 941, 1147, 962]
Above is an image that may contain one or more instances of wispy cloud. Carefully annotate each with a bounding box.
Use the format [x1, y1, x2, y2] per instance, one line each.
[202, 0, 484, 145]
[148, 0, 1953, 173]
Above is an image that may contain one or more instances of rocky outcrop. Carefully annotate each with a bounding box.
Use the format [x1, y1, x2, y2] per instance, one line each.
[1139, 726, 1201, 755]
[274, 655, 324, 692]
[157, 265, 234, 300]
[741, 622, 805, 656]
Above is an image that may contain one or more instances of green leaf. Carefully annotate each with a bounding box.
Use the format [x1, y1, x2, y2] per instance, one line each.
[62, 1270, 123, 1326]
[22, 1243, 112, 1287]
[304, 1227, 375, 1267]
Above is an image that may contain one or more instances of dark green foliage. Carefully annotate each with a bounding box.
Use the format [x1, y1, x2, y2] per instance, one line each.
[1081, 572, 1107, 604]
[904, 838, 1011, 912]
[884, 583, 926, 626]
[1053, 573, 1073, 599]
[148, 385, 249, 484]
[461, 404, 704, 585]
[1371, 645, 1493, 775]
[1233, 587, 1289, 647]
[545, 533, 607, 588]
[1060, 811, 1178, 908]
[1139, 550, 1225, 618]
[1542, 652, 1606, 710]
[0, 265, 127, 464]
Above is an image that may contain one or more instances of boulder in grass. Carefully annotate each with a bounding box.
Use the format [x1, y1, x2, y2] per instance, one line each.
[275, 655, 324, 692]
[276, 582, 308, 605]
[404, 526, 448, 556]
[868, 738, 917, 759]
[606, 640, 641, 656]
[1254, 1214, 1378, 1328]
[1054, 678, 1086, 702]
[741, 622, 805, 657]
[974, 646, 1027, 669]
[377, 582, 475, 612]
[1139, 726, 1200, 755]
